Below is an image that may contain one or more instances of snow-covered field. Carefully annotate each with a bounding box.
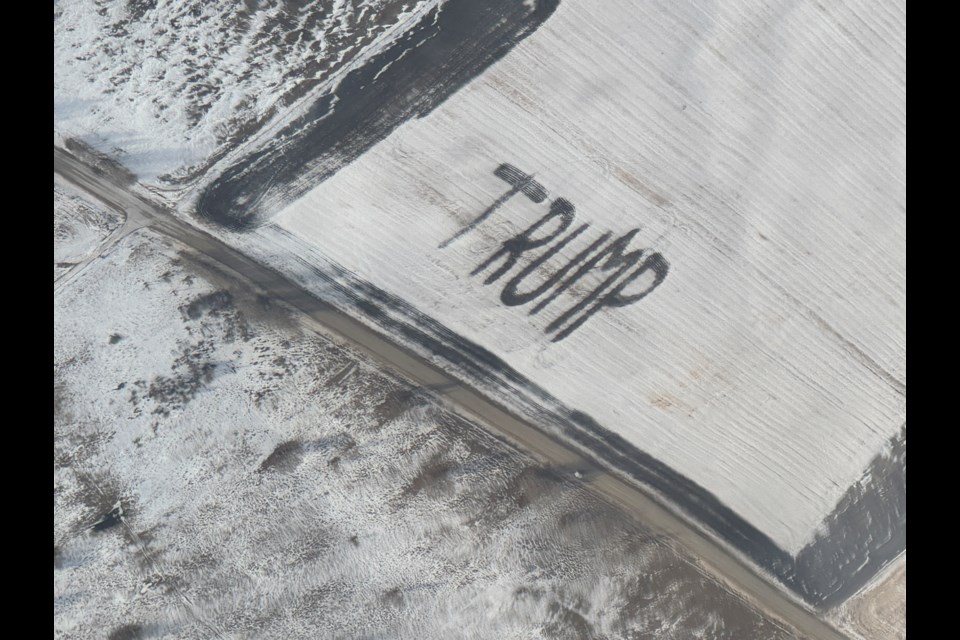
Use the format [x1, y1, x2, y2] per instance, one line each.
[54, 228, 798, 639]
[54, 0, 905, 613]
[54, 174, 123, 282]
[54, 0, 434, 185]
[248, 0, 906, 556]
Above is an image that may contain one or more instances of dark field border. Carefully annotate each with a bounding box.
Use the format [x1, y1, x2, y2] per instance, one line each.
[196, 0, 560, 230]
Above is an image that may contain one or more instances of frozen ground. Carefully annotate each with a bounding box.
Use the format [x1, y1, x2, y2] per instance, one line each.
[53, 0, 434, 185]
[54, 0, 905, 619]
[54, 228, 800, 639]
[54, 174, 123, 282]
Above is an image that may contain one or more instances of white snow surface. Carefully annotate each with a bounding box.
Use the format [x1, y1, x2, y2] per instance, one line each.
[54, 229, 796, 639]
[53, 0, 436, 183]
[261, 0, 906, 553]
[54, 174, 123, 282]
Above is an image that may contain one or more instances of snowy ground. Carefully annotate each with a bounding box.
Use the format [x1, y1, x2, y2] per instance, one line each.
[54, 0, 435, 185]
[54, 174, 123, 282]
[54, 0, 905, 616]
[54, 228, 799, 639]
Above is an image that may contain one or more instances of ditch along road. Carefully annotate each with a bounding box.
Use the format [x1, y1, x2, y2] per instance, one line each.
[54, 145, 849, 640]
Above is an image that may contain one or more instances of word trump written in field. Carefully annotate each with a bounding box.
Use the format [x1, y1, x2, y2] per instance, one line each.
[440, 163, 669, 342]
